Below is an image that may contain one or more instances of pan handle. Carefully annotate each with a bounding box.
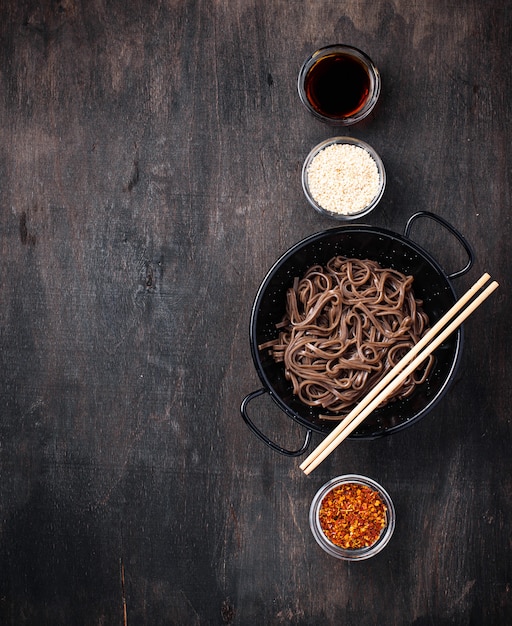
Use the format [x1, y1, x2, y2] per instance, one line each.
[240, 389, 312, 457]
[404, 211, 474, 279]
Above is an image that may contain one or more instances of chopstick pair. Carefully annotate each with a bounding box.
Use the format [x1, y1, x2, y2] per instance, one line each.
[299, 273, 499, 475]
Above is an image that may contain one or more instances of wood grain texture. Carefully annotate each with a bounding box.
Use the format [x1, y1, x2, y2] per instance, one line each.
[0, 0, 510, 624]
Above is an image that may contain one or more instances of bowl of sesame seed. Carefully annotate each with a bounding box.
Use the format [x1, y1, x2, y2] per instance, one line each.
[302, 136, 386, 220]
[309, 474, 395, 560]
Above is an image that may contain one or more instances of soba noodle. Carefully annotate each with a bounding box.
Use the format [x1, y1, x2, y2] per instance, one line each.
[259, 256, 434, 418]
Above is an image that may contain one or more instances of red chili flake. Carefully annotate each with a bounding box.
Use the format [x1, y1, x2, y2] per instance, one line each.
[319, 483, 387, 549]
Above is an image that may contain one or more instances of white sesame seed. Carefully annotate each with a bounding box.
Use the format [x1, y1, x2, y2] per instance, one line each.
[307, 143, 381, 215]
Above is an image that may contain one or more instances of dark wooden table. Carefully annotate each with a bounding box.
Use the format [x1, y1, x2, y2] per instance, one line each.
[1, 1, 510, 624]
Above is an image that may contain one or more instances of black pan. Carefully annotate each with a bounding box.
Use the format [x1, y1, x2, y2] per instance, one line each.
[241, 212, 474, 456]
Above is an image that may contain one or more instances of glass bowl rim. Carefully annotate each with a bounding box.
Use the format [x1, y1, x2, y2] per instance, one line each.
[297, 43, 381, 125]
[309, 473, 396, 560]
[301, 136, 386, 221]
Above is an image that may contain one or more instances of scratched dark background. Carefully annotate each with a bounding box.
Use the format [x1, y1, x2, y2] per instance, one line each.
[0, 1, 511, 624]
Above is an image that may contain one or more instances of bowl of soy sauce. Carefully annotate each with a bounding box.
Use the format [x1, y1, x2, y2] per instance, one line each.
[298, 44, 381, 125]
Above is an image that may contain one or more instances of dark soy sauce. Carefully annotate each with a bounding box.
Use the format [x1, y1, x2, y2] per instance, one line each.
[304, 53, 371, 119]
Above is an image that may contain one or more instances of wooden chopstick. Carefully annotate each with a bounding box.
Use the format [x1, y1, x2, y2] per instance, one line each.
[300, 272, 491, 471]
[300, 273, 499, 475]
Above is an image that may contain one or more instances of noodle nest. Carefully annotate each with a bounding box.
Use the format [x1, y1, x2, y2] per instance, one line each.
[259, 256, 434, 418]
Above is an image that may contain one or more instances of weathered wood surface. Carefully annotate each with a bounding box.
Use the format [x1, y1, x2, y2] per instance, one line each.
[0, 1, 510, 624]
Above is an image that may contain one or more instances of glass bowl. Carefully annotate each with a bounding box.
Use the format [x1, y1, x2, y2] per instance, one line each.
[309, 474, 395, 560]
[302, 136, 386, 221]
[298, 44, 381, 125]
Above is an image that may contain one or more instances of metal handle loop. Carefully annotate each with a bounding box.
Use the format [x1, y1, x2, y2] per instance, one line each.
[404, 211, 474, 279]
[240, 389, 312, 457]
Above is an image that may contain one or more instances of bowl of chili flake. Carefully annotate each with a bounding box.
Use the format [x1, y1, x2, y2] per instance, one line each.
[309, 474, 395, 560]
